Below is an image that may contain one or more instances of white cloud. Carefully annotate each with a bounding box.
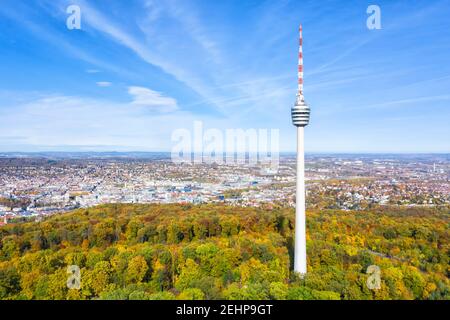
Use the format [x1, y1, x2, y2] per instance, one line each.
[128, 86, 178, 113]
[0, 90, 200, 151]
[96, 81, 112, 87]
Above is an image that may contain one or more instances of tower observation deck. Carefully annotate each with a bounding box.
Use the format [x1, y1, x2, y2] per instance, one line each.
[291, 25, 310, 127]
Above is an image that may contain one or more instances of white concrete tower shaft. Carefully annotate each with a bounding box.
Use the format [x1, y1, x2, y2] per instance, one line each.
[295, 126, 307, 274]
[291, 24, 310, 275]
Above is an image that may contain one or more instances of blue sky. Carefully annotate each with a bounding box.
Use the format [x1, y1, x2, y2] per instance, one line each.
[0, 0, 449, 153]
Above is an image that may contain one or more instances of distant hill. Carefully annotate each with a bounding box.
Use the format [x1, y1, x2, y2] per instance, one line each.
[0, 204, 448, 300]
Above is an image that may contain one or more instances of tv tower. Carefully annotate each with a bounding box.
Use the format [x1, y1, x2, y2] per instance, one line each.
[291, 24, 310, 275]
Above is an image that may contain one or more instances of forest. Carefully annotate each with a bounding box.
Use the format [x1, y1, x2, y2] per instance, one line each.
[0, 203, 448, 300]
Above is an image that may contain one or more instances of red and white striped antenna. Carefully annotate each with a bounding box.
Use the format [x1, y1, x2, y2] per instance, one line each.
[292, 23, 310, 128]
[298, 24, 304, 101]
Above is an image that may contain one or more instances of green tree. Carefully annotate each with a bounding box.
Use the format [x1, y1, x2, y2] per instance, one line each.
[178, 288, 205, 300]
[175, 258, 203, 291]
[126, 256, 149, 283]
[269, 282, 288, 300]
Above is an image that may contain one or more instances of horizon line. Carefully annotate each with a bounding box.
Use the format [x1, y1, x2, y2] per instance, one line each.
[0, 150, 449, 155]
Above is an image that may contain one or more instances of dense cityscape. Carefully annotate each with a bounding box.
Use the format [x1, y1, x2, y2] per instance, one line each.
[0, 153, 448, 224]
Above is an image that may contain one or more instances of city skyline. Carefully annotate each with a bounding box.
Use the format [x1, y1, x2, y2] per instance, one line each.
[1, 0, 450, 153]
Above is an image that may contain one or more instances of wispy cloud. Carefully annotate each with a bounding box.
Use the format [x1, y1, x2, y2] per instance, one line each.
[159, 0, 222, 63]
[75, 0, 224, 111]
[96, 81, 112, 87]
[0, 89, 188, 150]
[0, 1, 137, 79]
[316, 94, 450, 117]
[128, 86, 178, 113]
[363, 95, 450, 110]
